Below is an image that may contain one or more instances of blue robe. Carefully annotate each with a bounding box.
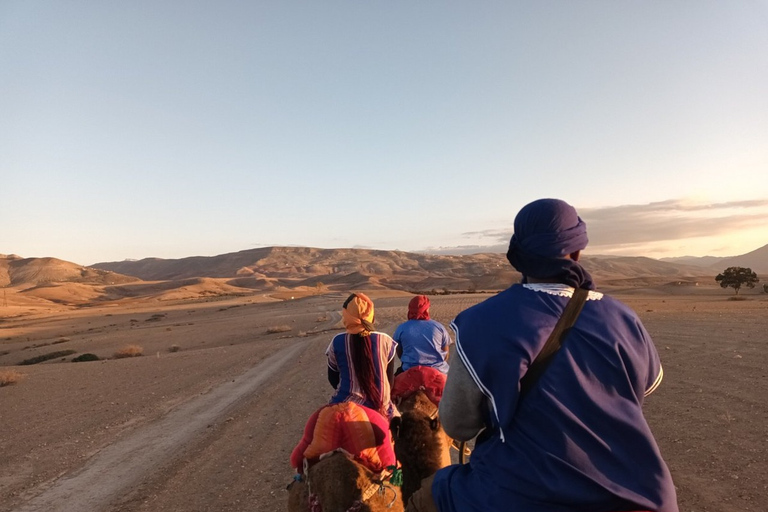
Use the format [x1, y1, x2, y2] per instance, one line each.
[433, 284, 677, 512]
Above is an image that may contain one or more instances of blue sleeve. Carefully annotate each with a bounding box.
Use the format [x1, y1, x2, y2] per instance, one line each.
[442, 324, 452, 349]
[641, 322, 663, 396]
[393, 323, 405, 342]
[387, 335, 397, 361]
[326, 339, 339, 371]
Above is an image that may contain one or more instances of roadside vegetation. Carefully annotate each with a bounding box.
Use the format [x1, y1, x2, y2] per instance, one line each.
[266, 325, 292, 334]
[72, 353, 100, 362]
[19, 350, 77, 365]
[113, 345, 144, 358]
[0, 369, 25, 387]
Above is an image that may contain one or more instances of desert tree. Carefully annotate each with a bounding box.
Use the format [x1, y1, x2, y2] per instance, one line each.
[715, 267, 759, 295]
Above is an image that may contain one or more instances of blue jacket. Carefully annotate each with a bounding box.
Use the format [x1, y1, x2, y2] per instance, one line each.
[433, 284, 677, 512]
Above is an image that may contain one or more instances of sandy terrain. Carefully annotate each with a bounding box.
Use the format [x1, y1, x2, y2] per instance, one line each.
[2, 286, 768, 511]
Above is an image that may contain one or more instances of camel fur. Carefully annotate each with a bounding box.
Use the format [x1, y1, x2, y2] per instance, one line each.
[287, 451, 404, 512]
[390, 390, 452, 505]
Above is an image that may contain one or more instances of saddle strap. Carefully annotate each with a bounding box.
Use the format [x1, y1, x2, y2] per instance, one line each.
[519, 287, 589, 397]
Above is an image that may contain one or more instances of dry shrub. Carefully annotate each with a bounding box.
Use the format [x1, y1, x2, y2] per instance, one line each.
[0, 369, 25, 387]
[168, 345, 181, 353]
[266, 325, 292, 334]
[114, 345, 144, 358]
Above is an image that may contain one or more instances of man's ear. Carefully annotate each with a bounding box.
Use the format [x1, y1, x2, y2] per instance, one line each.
[569, 250, 581, 262]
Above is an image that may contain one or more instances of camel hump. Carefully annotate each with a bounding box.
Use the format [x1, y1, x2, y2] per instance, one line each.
[303, 402, 395, 474]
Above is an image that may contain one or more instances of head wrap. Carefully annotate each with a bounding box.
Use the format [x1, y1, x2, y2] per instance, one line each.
[342, 293, 375, 335]
[506, 198, 595, 290]
[407, 295, 430, 320]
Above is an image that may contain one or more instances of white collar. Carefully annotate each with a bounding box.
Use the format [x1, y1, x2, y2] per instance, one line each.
[522, 283, 603, 301]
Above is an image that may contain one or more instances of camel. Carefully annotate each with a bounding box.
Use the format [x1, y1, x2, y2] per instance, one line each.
[287, 365, 452, 512]
[286, 392, 452, 511]
[287, 451, 404, 512]
[389, 390, 452, 505]
[286, 400, 404, 512]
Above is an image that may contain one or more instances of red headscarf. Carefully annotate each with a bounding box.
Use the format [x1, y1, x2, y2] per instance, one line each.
[407, 295, 430, 320]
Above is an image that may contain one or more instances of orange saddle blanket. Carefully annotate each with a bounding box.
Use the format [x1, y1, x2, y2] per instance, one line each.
[290, 402, 395, 474]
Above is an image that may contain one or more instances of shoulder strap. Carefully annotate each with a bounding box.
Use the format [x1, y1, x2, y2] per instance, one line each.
[519, 287, 589, 397]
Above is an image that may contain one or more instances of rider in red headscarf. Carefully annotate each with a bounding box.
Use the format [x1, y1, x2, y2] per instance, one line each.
[393, 295, 452, 375]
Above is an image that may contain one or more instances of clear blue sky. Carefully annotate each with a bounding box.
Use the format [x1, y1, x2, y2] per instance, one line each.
[2, 1, 767, 265]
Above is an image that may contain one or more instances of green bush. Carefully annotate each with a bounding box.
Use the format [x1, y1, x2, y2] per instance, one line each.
[72, 353, 100, 362]
[19, 350, 77, 365]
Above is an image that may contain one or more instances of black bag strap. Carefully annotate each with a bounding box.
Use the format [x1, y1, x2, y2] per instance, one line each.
[519, 287, 589, 397]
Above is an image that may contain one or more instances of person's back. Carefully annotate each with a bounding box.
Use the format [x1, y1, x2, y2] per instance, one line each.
[328, 329, 397, 418]
[434, 283, 675, 511]
[291, 292, 397, 475]
[394, 295, 452, 374]
[406, 199, 677, 512]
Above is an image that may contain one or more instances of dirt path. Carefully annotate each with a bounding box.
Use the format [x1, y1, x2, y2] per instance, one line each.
[13, 341, 306, 512]
[111, 312, 400, 512]
[5, 293, 768, 511]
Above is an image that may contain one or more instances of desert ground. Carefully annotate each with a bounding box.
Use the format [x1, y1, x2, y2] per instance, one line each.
[1, 284, 767, 512]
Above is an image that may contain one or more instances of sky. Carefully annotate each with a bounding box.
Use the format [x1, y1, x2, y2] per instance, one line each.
[2, 1, 767, 266]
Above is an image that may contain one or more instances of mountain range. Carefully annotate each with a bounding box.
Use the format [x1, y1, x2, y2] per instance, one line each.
[89, 246, 720, 287]
[659, 243, 768, 274]
[1, 244, 765, 306]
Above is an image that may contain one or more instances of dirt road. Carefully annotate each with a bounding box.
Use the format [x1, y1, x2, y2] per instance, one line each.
[14, 341, 306, 512]
[3, 292, 768, 511]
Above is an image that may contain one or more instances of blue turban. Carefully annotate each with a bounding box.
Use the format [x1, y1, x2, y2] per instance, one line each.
[506, 198, 595, 290]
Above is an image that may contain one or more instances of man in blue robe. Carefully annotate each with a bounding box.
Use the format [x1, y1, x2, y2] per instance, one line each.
[406, 198, 678, 512]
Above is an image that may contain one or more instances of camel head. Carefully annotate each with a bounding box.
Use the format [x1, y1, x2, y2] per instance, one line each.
[390, 390, 452, 505]
[287, 451, 404, 512]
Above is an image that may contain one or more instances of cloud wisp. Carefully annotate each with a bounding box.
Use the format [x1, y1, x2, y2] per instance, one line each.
[429, 199, 768, 257]
[581, 199, 768, 249]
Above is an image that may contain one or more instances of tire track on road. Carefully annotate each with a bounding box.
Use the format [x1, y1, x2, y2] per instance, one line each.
[14, 340, 305, 512]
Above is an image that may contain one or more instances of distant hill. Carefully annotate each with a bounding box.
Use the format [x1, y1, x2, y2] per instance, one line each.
[0, 255, 138, 288]
[1, 247, 730, 309]
[659, 255, 726, 267]
[658, 243, 768, 274]
[93, 247, 520, 292]
[709, 243, 768, 274]
[583, 255, 714, 282]
[92, 246, 714, 292]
